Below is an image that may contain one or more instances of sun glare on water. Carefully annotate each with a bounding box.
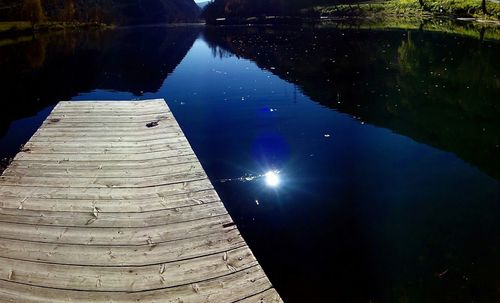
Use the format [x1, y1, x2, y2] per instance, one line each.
[264, 171, 280, 187]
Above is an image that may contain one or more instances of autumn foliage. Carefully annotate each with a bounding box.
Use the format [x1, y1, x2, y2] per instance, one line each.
[22, 0, 45, 26]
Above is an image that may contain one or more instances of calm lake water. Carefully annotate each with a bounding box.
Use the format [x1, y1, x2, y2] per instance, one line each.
[0, 24, 499, 302]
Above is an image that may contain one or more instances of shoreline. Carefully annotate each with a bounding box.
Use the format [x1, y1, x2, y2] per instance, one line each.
[0, 21, 113, 38]
[1, 16, 499, 45]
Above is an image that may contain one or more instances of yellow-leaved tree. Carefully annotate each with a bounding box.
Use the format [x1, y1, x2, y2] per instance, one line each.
[22, 0, 46, 29]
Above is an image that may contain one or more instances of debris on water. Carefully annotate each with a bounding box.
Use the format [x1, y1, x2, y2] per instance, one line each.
[324, 134, 331, 138]
[437, 269, 449, 278]
[218, 170, 280, 184]
[255, 200, 259, 205]
[146, 121, 159, 128]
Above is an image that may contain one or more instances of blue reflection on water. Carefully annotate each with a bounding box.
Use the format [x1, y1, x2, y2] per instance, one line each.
[0, 27, 499, 302]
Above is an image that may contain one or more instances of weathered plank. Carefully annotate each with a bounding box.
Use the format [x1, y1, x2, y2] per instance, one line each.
[0, 171, 208, 188]
[0, 214, 233, 245]
[0, 189, 221, 213]
[0, 265, 272, 302]
[0, 228, 245, 266]
[4, 162, 203, 177]
[0, 246, 257, 291]
[0, 99, 281, 302]
[0, 202, 227, 227]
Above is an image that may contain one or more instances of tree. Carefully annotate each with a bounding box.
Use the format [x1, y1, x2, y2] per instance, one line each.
[63, 0, 76, 21]
[22, 0, 45, 29]
[481, 0, 487, 15]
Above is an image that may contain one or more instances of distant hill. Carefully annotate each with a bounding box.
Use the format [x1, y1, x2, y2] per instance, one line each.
[197, 1, 212, 9]
[0, 0, 201, 25]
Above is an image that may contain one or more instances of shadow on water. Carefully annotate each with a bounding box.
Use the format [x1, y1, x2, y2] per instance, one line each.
[202, 24, 500, 180]
[198, 23, 500, 303]
[0, 26, 201, 137]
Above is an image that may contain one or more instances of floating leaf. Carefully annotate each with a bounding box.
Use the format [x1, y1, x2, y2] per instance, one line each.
[159, 264, 166, 274]
[438, 269, 449, 278]
[7, 270, 13, 280]
[223, 252, 228, 261]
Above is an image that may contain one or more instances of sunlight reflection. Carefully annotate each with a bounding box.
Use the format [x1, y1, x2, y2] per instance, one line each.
[264, 171, 280, 187]
[218, 169, 281, 189]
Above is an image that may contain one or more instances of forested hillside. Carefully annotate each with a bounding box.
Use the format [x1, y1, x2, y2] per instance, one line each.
[201, 0, 340, 20]
[0, 0, 200, 25]
[201, 0, 500, 22]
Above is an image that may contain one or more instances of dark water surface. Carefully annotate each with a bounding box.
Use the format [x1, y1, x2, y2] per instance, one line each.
[0, 24, 499, 302]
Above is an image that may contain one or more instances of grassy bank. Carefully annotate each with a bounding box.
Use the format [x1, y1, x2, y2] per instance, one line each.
[0, 21, 112, 37]
[315, 0, 500, 21]
[0, 22, 32, 35]
[318, 17, 500, 41]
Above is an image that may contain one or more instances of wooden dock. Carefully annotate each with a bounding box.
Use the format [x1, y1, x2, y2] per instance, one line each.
[0, 99, 282, 302]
